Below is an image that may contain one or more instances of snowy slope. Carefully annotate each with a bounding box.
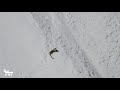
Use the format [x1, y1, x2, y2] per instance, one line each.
[31, 12, 102, 78]
[60, 12, 120, 78]
[0, 12, 77, 78]
[0, 12, 120, 78]
[0, 12, 47, 77]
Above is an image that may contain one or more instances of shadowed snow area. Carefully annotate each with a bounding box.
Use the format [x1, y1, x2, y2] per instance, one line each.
[0, 12, 120, 78]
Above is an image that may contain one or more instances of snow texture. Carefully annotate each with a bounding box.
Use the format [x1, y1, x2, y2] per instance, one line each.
[0, 12, 120, 78]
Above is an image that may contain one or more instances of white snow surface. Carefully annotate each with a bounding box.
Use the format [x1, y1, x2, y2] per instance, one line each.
[0, 12, 120, 78]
